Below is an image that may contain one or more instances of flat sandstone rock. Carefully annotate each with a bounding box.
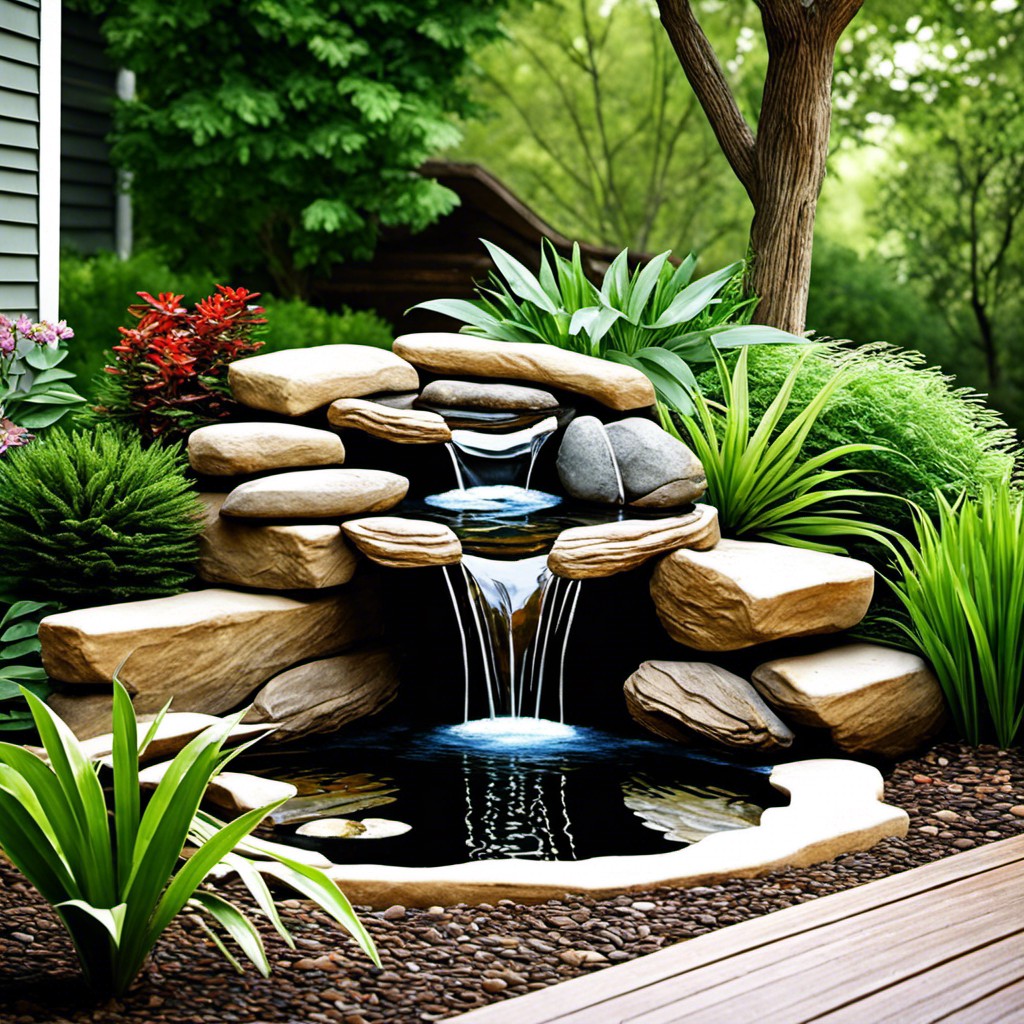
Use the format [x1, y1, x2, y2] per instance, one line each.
[198, 493, 358, 589]
[220, 468, 408, 519]
[651, 539, 874, 651]
[547, 505, 719, 579]
[39, 586, 382, 715]
[327, 398, 451, 444]
[393, 332, 655, 411]
[229, 345, 418, 416]
[418, 379, 558, 412]
[625, 660, 794, 751]
[342, 516, 462, 568]
[752, 643, 947, 757]
[188, 422, 344, 476]
[244, 649, 399, 741]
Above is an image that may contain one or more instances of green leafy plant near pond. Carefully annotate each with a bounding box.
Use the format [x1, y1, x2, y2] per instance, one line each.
[0, 680, 378, 996]
[414, 240, 804, 413]
[671, 347, 895, 554]
[0, 429, 203, 607]
[886, 488, 1024, 748]
[694, 343, 1020, 527]
[0, 598, 56, 732]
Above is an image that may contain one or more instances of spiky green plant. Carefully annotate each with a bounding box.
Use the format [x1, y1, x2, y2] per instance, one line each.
[672, 347, 896, 553]
[413, 240, 804, 413]
[0, 428, 203, 606]
[885, 488, 1024, 747]
[0, 681, 378, 995]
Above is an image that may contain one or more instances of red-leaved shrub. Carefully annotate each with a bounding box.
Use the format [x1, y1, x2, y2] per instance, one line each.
[89, 285, 266, 442]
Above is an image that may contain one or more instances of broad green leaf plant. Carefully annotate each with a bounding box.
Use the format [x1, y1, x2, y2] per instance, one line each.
[414, 239, 805, 413]
[0, 681, 379, 996]
[885, 487, 1024, 748]
[0, 598, 56, 731]
[671, 347, 897, 553]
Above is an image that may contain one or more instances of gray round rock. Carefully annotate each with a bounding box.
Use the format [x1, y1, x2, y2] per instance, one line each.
[605, 417, 706, 507]
[555, 416, 622, 503]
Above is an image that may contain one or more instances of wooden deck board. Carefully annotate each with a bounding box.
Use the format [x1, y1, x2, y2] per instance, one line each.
[453, 834, 1024, 1024]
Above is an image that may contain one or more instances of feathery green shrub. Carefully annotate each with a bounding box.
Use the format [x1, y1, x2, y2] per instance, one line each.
[0, 429, 203, 606]
[886, 488, 1024, 747]
[695, 343, 1019, 528]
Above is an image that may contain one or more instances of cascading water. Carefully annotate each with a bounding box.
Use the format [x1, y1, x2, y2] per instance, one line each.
[428, 414, 584, 731]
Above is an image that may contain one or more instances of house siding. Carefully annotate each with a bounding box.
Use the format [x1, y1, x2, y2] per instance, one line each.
[0, 0, 41, 317]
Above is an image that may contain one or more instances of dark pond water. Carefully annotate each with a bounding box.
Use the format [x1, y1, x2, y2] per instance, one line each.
[239, 721, 783, 867]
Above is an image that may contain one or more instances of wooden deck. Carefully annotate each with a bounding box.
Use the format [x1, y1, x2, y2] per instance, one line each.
[453, 834, 1024, 1024]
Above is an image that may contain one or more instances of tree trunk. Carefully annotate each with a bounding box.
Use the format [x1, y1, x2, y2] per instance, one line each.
[657, 0, 863, 334]
[750, 22, 836, 334]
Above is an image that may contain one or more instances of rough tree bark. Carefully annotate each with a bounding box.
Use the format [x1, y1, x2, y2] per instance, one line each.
[657, 0, 864, 334]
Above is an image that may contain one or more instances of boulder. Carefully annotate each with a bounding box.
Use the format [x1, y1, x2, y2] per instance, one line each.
[198, 493, 358, 589]
[555, 416, 623, 503]
[547, 504, 719, 579]
[752, 643, 947, 757]
[187, 422, 344, 476]
[342, 516, 462, 568]
[556, 415, 706, 508]
[139, 763, 298, 815]
[229, 345, 418, 416]
[393, 332, 655, 411]
[39, 586, 383, 715]
[624, 660, 795, 751]
[243, 649, 398, 741]
[605, 418, 707, 507]
[220, 468, 408, 519]
[418, 380, 558, 412]
[327, 398, 451, 444]
[651, 539, 875, 651]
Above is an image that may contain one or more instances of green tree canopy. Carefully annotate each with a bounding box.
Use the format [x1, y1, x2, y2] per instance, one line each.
[94, 0, 507, 298]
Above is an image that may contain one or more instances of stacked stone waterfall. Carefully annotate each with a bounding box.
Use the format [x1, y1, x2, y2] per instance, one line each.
[39, 333, 945, 762]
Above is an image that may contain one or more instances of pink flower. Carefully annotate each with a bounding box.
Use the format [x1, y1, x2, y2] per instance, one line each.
[0, 418, 34, 455]
[14, 315, 32, 339]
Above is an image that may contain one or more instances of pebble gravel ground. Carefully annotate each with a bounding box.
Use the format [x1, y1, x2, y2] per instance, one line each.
[0, 741, 1021, 1024]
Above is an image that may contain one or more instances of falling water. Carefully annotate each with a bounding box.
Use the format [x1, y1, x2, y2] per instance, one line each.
[446, 416, 558, 490]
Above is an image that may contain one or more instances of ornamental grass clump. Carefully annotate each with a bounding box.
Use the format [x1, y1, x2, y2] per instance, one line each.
[414, 240, 804, 413]
[86, 286, 266, 443]
[886, 488, 1024, 748]
[0, 428, 203, 607]
[673, 346, 894, 553]
[0, 681, 378, 996]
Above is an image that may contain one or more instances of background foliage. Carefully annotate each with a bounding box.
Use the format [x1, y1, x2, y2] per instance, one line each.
[91, 0, 507, 299]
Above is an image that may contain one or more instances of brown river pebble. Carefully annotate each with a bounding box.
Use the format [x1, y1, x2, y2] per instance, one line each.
[0, 741, 1021, 1023]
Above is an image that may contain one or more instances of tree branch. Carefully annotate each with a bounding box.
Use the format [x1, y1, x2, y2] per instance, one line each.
[656, 0, 757, 198]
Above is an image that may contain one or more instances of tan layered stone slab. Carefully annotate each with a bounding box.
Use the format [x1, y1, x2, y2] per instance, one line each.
[327, 398, 451, 444]
[393, 332, 655, 411]
[342, 516, 462, 568]
[752, 643, 947, 758]
[625, 660, 794, 751]
[244, 648, 398, 741]
[198, 493, 357, 589]
[547, 504, 719, 579]
[651, 539, 874, 651]
[229, 345, 418, 416]
[220, 468, 408, 519]
[39, 586, 382, 715]
[188, 422, 344, 476]
[304, 759, 906, 907]
[139, 762, 298, 815]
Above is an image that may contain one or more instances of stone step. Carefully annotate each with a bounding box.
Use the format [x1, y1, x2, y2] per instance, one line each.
[228, 344, 418, 416]
[651, 538, 875, 651]
[188, 421, 345, 476]
[39, 585, 383, 715]
[342, 516, 462, 568]
[327, 397, 451, 444]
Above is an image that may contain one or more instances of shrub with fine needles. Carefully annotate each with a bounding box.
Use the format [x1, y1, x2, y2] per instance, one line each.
[0, 428, 203, 607]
